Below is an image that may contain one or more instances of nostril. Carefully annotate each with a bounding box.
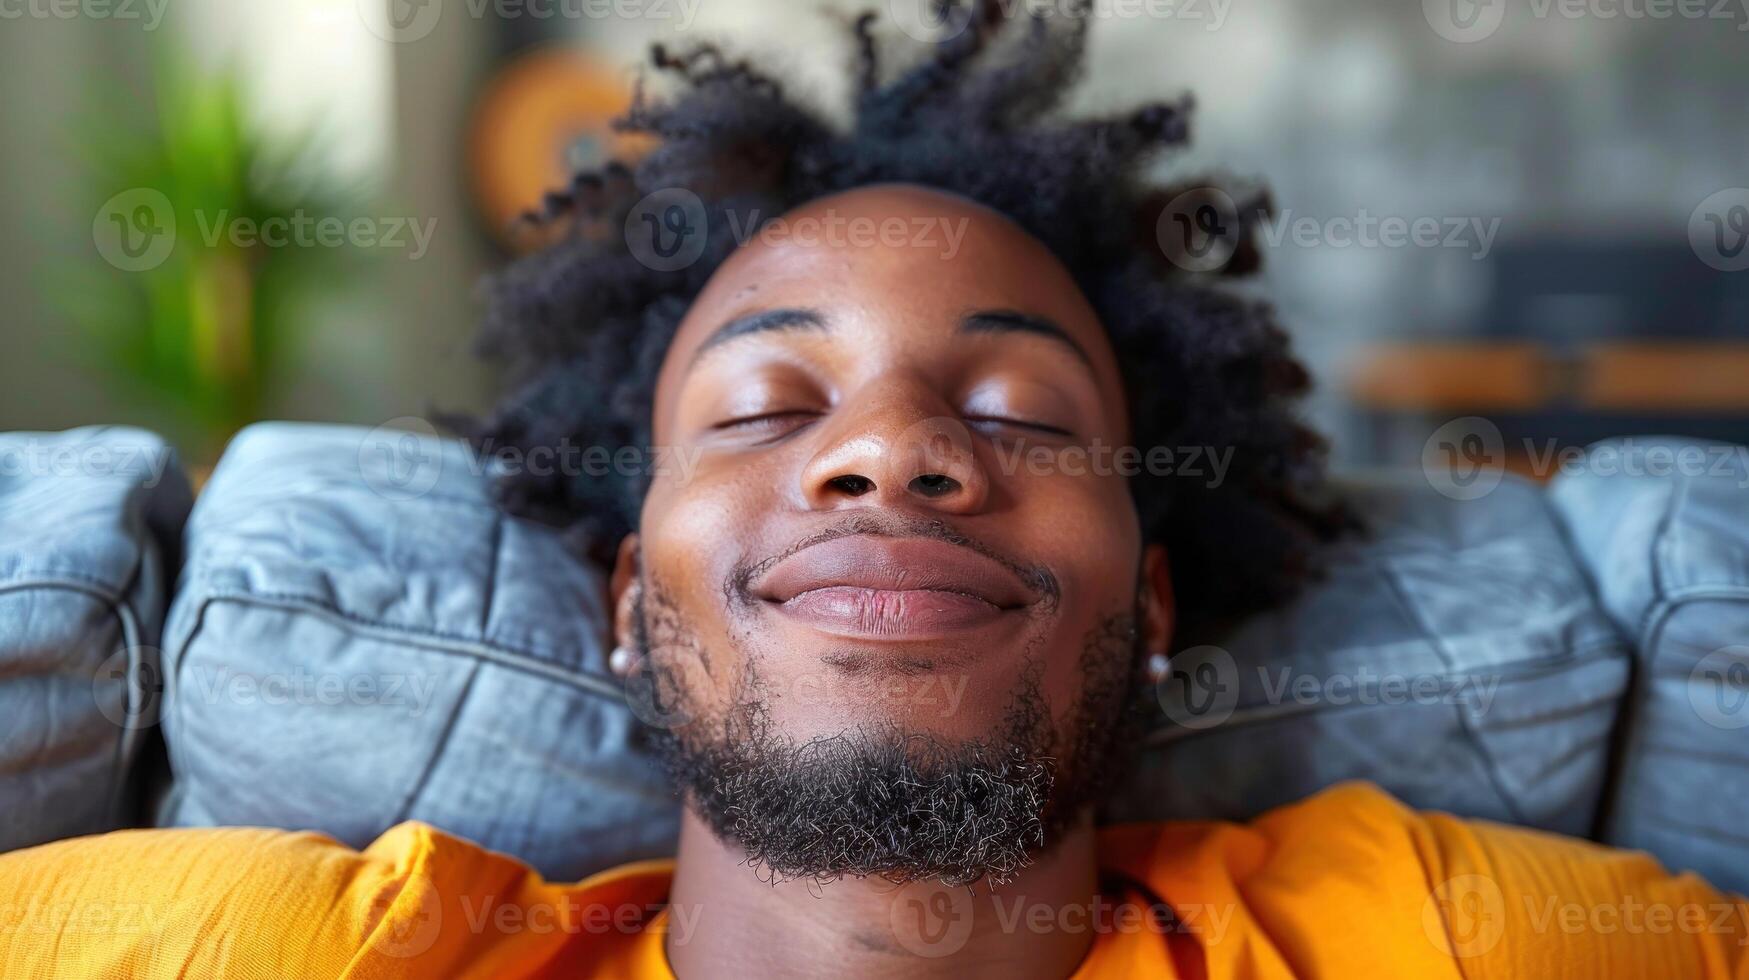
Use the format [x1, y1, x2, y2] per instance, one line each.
[827, 474, 876, 496]
[909, 473, 960, 498]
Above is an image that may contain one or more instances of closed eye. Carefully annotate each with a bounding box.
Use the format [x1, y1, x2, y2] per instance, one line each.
[711, 410, 823, 436]
[964, 415, 1076, 438]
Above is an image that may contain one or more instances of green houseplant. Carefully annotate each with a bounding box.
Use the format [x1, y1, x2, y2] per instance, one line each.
[61, 40, 368, 463]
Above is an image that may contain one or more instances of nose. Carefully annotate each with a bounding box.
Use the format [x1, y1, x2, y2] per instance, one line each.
[800, 388, 990, 515]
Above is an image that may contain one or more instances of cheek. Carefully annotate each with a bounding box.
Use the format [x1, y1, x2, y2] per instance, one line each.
[1008, 464, 1141, 583]
[637, 462, 793, 643]
[1011, 471, 1141, 709]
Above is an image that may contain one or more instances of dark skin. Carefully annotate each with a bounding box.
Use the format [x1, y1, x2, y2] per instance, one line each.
[609, 184, 1176, 979]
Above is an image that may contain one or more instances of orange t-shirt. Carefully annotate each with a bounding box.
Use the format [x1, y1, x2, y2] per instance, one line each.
[2, 783, 1744, 978]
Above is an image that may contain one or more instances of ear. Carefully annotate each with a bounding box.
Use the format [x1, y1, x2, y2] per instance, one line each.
[609, 533, 641, 653]
[1139, 544, 1175, 655]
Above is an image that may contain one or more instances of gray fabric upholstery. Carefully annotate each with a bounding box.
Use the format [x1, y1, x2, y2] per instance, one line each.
[1547, 438, 1749, 894]
[1111, 471, 1632, 839]
[157, 423, 1649, 880]
[0, 421, 1711, 889]
[156, 422, 677, 881]
[0, 427, 189, 851]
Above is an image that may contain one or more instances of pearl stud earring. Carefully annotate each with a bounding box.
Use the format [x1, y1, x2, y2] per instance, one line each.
[1145, 651, 1171, 685]
[609, 645, 636, 677]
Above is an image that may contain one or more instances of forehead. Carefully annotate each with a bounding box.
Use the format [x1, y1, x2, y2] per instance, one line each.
[653, 184, 1126, 420]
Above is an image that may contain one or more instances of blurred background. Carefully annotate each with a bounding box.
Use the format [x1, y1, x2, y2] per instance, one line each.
[2, 0, 1746, 469]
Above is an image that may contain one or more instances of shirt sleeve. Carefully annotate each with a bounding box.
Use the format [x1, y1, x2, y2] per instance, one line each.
[1407, 802, 1749, 979]
[0, 822, 431, 980]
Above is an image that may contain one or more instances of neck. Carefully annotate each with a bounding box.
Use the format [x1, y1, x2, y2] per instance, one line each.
[664, 808, 1100, 980]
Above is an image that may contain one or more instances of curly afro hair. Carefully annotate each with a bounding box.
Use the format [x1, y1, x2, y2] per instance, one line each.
[464, 0, 1349, 641]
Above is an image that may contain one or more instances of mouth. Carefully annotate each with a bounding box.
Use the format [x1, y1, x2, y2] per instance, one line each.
[751, 534, 1042, 641]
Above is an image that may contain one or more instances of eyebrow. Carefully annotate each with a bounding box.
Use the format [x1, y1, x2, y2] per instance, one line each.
[690, 307, 827, 365]
[688, 305, 1091, 367]
[959, 309, 1091, 365]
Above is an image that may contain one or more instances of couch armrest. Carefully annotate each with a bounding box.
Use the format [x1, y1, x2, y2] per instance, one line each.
[1548, 437, 1749, 893]
[0, 427, 192, 851]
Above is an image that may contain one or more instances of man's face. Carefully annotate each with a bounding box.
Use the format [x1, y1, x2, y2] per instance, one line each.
[617, 184, 1170, 881]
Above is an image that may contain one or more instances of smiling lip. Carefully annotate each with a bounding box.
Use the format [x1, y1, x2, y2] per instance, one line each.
[753, 535, 1038, 641]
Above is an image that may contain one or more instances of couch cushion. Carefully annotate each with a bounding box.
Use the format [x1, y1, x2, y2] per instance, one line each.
[0, 427, 190, 851]
[1110, 471, 1633, 840]
[165, 422, 1641, 879]
[1547, 437, 1749, 893]
[158, 421, 677, 881]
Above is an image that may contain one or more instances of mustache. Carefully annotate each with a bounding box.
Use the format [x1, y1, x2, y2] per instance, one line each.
[727, 512, 1061, 608]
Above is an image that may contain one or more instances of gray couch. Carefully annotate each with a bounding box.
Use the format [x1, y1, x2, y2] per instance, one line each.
[2, 423, 1745, 892]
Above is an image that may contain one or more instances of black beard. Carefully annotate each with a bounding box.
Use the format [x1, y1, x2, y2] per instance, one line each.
[632, 582, 1144, 887]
